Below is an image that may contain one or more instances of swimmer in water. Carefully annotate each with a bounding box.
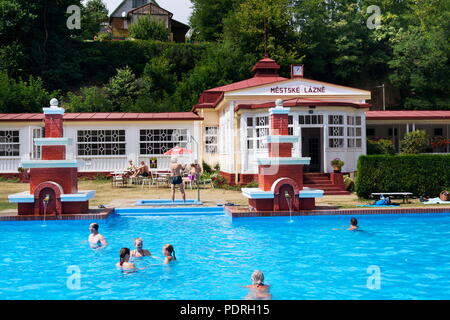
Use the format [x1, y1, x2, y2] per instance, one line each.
[162, 244, 176, 264]
[88, 223, 108, 249]
[116, 248, 136, 270]
[348, 217, 359, 231]
[244, 270, 272, 300]
[130, 237, 151, 258]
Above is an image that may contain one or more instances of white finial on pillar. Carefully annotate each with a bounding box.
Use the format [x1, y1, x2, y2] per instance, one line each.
[275, 99, 284, 108]
[50, 98, 59, 108]
[43, 98, 65, 115]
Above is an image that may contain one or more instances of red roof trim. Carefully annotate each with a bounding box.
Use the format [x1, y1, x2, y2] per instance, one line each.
[235, 99, 371, 112]
[0, 112, 203, 122]
[366, 111, 450, 120]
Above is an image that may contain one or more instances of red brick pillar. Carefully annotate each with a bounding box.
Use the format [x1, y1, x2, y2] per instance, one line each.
[42, 113, 66, 160]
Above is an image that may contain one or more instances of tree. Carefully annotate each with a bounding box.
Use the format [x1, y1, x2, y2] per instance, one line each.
[0, 71, 56, 113]
[189, 0, 243, 41]
[129, 17, 169, 41]
[400, 130, 429, 154]
[104, 67, 141, 111]
[223, 0, 299, 70]
[81, 0, 109, 40]
[66, 86, 112, 112]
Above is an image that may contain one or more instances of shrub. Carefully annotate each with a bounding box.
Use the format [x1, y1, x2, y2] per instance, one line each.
[355, 154, 450, 198]
[202, 161, 212, 174]
[400, 130, 429, 154]
[96, 32, 112, 42]
[367, 139, 395, 155]
[129, 17, 170, 41]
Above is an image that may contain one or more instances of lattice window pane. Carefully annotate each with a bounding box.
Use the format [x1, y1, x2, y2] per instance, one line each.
[0, 130, 20, 157]
[329, 138, 344, 148]
[140, 129, 188, 155]
[77, 130, 126, 156]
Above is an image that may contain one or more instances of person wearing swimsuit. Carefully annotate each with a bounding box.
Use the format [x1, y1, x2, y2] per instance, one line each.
[162, 244, 176, 264]
[170, 158, 186, 203]
[244, 270, 272, 300]
[116, 248, 136, 270]
[130, 237, 151, 258]
[88, 223, 108, 249]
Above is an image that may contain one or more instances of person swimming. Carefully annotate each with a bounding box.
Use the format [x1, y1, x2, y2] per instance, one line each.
[88, 223, 108, 249]
[244, 270, 272, 300]
[116, 248, 136, 270]
[162, 244, 176, 264]
[348, 217, 360, 231]
[130, 237, 151, 258]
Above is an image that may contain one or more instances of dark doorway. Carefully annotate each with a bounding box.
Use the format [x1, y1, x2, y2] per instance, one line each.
[301, 128, 322, 172]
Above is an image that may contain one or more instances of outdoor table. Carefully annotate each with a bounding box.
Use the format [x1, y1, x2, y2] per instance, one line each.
[371, 192, 413, 204]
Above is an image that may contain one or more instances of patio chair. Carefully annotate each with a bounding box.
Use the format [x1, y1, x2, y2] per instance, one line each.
[141, 176, 155, 189]
[153, 172, 169, 188]
[111, 172, 128, 188]
[200, 177, 214, 189]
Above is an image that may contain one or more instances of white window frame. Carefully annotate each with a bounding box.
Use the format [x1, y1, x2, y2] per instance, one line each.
[205, 126, 218, 154]
[246, 115, 269, 150]
[76, 129, 127, 157]
[347, 115, 362, 149]
[139, 128, 188, 156]
[328, 114, 345, 149]
[0, 130, 20, 158]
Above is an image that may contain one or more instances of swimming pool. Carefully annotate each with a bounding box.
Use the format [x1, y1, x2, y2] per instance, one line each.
[1, 210, 450, 300]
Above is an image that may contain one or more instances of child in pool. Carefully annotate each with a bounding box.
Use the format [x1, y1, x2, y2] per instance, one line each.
[162, 244, 176, 264]
[244, 270, 272, 300]
[116, 248, 136, 270]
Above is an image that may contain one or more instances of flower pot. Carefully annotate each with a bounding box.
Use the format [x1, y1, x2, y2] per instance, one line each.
[332, 166, 341, 173]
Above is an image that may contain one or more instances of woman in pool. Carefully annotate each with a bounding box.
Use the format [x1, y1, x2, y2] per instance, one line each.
[116, 248, 136, 270]
[162, 244, 176, 264]
[244, 270, 272, 300]
[130, 237, 151, 258]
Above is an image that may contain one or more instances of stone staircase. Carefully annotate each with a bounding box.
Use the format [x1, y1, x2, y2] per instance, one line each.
[303, 173, 351, 195]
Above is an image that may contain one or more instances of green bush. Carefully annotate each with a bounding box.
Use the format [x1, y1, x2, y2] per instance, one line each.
[202, 161, 213, 174]
[367, 139, 395, 155]
[355, 154, 450, 198]
[129, 17, 170, 41]
[400, 130, 429, 154]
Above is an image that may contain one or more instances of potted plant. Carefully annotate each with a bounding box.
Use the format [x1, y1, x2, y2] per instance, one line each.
[331, 158, 345, 173]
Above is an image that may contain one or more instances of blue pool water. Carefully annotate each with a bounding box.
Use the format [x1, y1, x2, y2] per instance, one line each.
[135, 199, 203, 206]
[1, 211, 450, 300]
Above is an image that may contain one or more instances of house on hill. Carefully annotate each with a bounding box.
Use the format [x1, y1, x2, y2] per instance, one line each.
[109, 0, 190, 42]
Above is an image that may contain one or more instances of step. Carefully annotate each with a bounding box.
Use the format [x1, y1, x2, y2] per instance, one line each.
[304, 173, 330, 177]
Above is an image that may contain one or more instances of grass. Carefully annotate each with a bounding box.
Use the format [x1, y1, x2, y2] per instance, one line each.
[1, 180, 449, 213]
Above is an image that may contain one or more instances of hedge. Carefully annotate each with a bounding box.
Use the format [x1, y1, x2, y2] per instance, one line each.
[355, 154, 450, 198]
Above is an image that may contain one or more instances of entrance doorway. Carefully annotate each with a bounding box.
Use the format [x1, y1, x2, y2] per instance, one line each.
[301, 128, 322, 172]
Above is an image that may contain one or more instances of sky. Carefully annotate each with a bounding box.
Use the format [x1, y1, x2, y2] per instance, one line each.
[103, 0, 193, 25]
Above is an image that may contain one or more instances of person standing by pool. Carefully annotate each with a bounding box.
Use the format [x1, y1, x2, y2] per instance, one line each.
[162, 244, 176, 264]
[116, 248, 136, 270]
[170, 158, 186, 203]
[348, 217, 360, 230]
[188, 159, 202, 187]
[130, 237, 152, 258]
[244, 270, 272, 300]
[88, 223, 108, 249]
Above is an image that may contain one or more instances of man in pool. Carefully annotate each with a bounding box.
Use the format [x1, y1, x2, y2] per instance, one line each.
[244, 270, 272, 300]
[348, 217, 359, 231]
[170, 158, 186, 203]
[88, 223, 108, 249]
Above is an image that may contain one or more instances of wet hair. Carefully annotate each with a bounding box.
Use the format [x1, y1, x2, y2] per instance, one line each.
[251, 270, 264, 286]
[163, 244, 176, 260]
[134, 237, 143, 245]
[119, 248, 130, 266]
[90, 223, 99, 231]
[350, 217, 358, 226]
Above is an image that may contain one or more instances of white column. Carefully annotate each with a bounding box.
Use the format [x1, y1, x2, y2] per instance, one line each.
[323, 123, 328, 173]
